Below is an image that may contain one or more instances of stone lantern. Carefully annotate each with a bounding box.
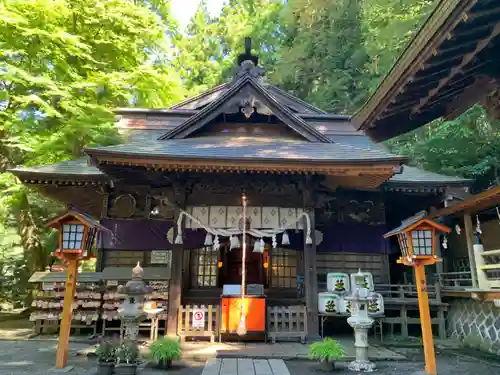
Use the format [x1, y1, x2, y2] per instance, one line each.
[118, 262, 152, 341]
[345, 285, 377, 372]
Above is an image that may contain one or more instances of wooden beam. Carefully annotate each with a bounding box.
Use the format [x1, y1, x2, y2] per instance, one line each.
[302, 177, 319, 341]
[464, 214, 479, 288]
[166, 183, 186, 337]
[431, 186, 500, 218]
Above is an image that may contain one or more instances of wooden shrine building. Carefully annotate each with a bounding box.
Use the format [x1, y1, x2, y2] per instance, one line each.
[10, 40, 471, 340]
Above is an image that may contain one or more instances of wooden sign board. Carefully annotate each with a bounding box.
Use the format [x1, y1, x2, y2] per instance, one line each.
[149, 280, 169, 293]
[192, 309, 205, 328]
[150, 251, 171, 265]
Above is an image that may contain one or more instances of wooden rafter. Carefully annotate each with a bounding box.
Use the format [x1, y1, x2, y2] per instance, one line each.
[412, 22, 500, 114]
[468, 5, 500, 21]
[354, 0, 478, 131]
[97, 157, 401, 178]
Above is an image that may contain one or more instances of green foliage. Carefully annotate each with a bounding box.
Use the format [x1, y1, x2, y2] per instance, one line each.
[96, 339, 118, 363]
[148, 337, 182, 362]
[172, 0, 284, 94]
[387, 106, 500, 191]
[0, 0, 185, 307]
[308, 338, 345, 362]
[116, 341, 140, 364]
[275, 0, 369, 113]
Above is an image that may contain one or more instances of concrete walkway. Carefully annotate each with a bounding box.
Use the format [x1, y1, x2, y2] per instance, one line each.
[202, 358, 290, 375]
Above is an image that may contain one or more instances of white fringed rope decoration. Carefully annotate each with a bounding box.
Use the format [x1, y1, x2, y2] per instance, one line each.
[476, 215, 482, 234]
[174, 208, 313, 251]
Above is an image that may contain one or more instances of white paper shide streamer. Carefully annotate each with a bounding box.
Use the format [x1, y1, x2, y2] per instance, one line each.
[174, 207, 313, 253]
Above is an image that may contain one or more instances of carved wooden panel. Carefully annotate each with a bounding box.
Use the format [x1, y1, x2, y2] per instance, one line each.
[108, 194, 136, 218]
[317, 195, 386, 225]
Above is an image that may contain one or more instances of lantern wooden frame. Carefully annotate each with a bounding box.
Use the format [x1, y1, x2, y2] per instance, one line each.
[46, 211, 104, 262]
[384, 214, 450, 375]
[385, 216, 451, 262]
[46, 210, 107, 369]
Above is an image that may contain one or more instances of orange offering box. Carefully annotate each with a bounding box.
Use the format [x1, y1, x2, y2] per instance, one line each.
[220, 295, 266, 334]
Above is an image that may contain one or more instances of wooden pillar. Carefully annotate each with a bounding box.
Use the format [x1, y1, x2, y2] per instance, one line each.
[415, 263, 437, 375]
[399, 285, 408, 338]
[166, 184, 186, 336]
[56, 255, 79, 368]
[464, 214, 479, 288]
[303, 177, 319, 341]
[435, 281, 446, 340]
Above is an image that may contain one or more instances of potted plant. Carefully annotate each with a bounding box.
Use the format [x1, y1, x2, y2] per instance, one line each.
[149, 337, 182, 369]
[308, 338, 345, 371]
[95, 339, 117, 375]
[115, 340, 140, 375]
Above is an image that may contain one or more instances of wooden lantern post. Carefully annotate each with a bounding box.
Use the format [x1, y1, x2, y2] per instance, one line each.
[46, 210, 103, 369]
[384, 212, 451, 375]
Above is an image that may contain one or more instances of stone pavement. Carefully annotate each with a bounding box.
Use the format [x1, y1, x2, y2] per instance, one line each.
[180, 338, 405, 361]
[0, 340, 94, 375]
[202, 358, 290, 375]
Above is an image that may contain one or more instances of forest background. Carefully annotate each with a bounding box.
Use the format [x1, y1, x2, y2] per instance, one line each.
[1, 0, 499, 307]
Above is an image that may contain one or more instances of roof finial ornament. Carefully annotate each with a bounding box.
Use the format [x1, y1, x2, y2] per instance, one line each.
[245, 37, 252, 56]
[234, 37, 265, 82]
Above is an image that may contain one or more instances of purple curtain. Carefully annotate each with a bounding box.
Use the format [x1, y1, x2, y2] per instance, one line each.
[99, 219, 204, 250]
[316, 222, 390, 254]
[98, 219, 391, 254]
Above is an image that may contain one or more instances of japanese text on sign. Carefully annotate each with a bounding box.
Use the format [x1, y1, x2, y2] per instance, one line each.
[192, 309, 205, 328]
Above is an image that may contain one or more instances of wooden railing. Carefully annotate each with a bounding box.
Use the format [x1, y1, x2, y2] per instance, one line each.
[267, 305, 307, 343]
[177, 304, 219, 342]
[433, 271, 473, 290]
[476, 247, 500, 289]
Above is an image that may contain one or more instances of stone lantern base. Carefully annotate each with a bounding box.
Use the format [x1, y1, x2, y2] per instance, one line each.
[347, 317, 376, 372]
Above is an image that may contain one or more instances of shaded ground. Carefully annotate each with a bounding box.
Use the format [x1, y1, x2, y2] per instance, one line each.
[0, 338, 499, 375]
[286, 354, 499, 375]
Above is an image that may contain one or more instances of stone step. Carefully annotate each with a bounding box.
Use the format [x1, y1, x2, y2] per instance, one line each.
[201, 358, 291, 375]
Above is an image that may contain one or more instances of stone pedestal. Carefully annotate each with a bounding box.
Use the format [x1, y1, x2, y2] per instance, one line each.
[345, 287, 376, 372]
[347, 318, 376, 372]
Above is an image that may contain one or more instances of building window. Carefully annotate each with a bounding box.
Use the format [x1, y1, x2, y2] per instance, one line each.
[271, 248, 297, 288]
[190, 247, 218, 287]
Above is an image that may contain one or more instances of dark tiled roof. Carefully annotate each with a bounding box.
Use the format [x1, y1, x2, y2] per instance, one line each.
[169, 82, 327, 114]
[329, 134, 470, 185]
[160, 76, 332, 142]
[389, 165, 470, 184]
[10, 159, 105, 178]
[85, 136, 405, 163]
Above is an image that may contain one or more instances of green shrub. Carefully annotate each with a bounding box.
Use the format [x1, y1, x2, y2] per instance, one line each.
[96, 340, 117, 363]
[308, 338, 345, 362]
[149, 337, 182, 362]
[116, 341, 139, 364]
